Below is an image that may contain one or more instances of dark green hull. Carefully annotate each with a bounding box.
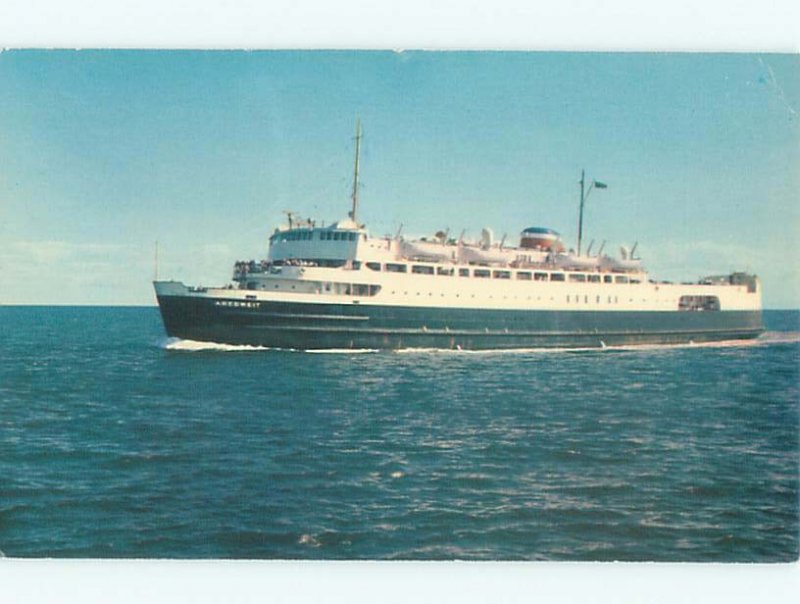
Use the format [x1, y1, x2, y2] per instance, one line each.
[156, 295, 764, 350]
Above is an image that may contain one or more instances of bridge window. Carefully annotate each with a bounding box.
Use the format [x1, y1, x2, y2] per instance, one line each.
[412, 265, 435, 275]
[473, 269, 490, 278]
[437, 267, 454, 276]
[517, 271, 532, 280]
[386, 263, 407, 273]
[550, 273, 565, 282]
[493, 270, 511, 279]
[588, 275, 601, 283]
[534, 272, 548, 281]
[366, 262, 381, 271]
[603, 275, 613, 283]
[459, 268, 470, 277]
[568, 274, 586, 282]
[615, 276, 629, 284]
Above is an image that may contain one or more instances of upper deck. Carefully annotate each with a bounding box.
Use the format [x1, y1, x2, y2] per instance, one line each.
[259, 218, 645, 278]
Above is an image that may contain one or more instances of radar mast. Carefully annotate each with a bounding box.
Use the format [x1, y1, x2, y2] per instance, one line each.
[349, 120, 362, 224]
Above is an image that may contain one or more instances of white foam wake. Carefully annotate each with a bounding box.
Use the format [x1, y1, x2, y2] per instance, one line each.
[394, 346, 577, 355]
[158, 338, 377, 353]
[756, 331, 800, 345]
[159, 338, 278, 352]
[393, 332, 800, 355]
[305, 348, 379, 354]
[157, 332, 798, 354]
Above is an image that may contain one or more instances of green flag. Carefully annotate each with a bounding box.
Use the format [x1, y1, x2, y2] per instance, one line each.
[594, 180, 608, 189]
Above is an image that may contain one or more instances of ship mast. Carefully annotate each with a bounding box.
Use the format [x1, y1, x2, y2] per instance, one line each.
[349, 120, 362, 223]
[576, 169, 607, 256]
[577, 169, 586, 256]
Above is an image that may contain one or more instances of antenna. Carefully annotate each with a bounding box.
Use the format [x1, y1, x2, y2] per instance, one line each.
[349, 120, 362, 223]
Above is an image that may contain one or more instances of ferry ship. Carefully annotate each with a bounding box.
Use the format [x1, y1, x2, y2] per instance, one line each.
[154, 124, 764, 350]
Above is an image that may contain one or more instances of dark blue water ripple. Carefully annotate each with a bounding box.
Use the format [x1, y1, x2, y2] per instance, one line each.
[0, 307, 797, 560]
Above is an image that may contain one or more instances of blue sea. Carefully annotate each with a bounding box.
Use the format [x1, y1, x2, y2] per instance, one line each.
[0, 307, 797, 561]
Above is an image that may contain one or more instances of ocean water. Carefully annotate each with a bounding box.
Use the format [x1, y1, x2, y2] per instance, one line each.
[0, 307, 797, 561]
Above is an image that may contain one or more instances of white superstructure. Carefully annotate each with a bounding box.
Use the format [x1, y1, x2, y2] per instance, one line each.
[211, 218, 760, 314]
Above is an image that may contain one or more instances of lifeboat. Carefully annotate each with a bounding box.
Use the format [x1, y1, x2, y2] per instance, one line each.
[555, 253, 602, 269]
[400, 239, 456, 262]
[459, 244, 519, 265]
[601, 257, 643, 271]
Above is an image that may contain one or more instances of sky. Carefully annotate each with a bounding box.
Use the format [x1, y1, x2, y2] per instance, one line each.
[0, 50, 798, 307]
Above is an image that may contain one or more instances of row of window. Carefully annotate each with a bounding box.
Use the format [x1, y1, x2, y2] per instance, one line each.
[567, 294, 620, 304]
[365, 262, 641, 284]
[270, 230, 362, 243]
[376, 291, 669, 306]
[320, 231, 360, 242]
[679, 295, 720, 311]
[224, 281, 383, 301]
[267, 282, 382, 297]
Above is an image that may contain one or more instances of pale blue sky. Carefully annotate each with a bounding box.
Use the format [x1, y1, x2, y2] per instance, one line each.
[0, 51, 797, 307]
